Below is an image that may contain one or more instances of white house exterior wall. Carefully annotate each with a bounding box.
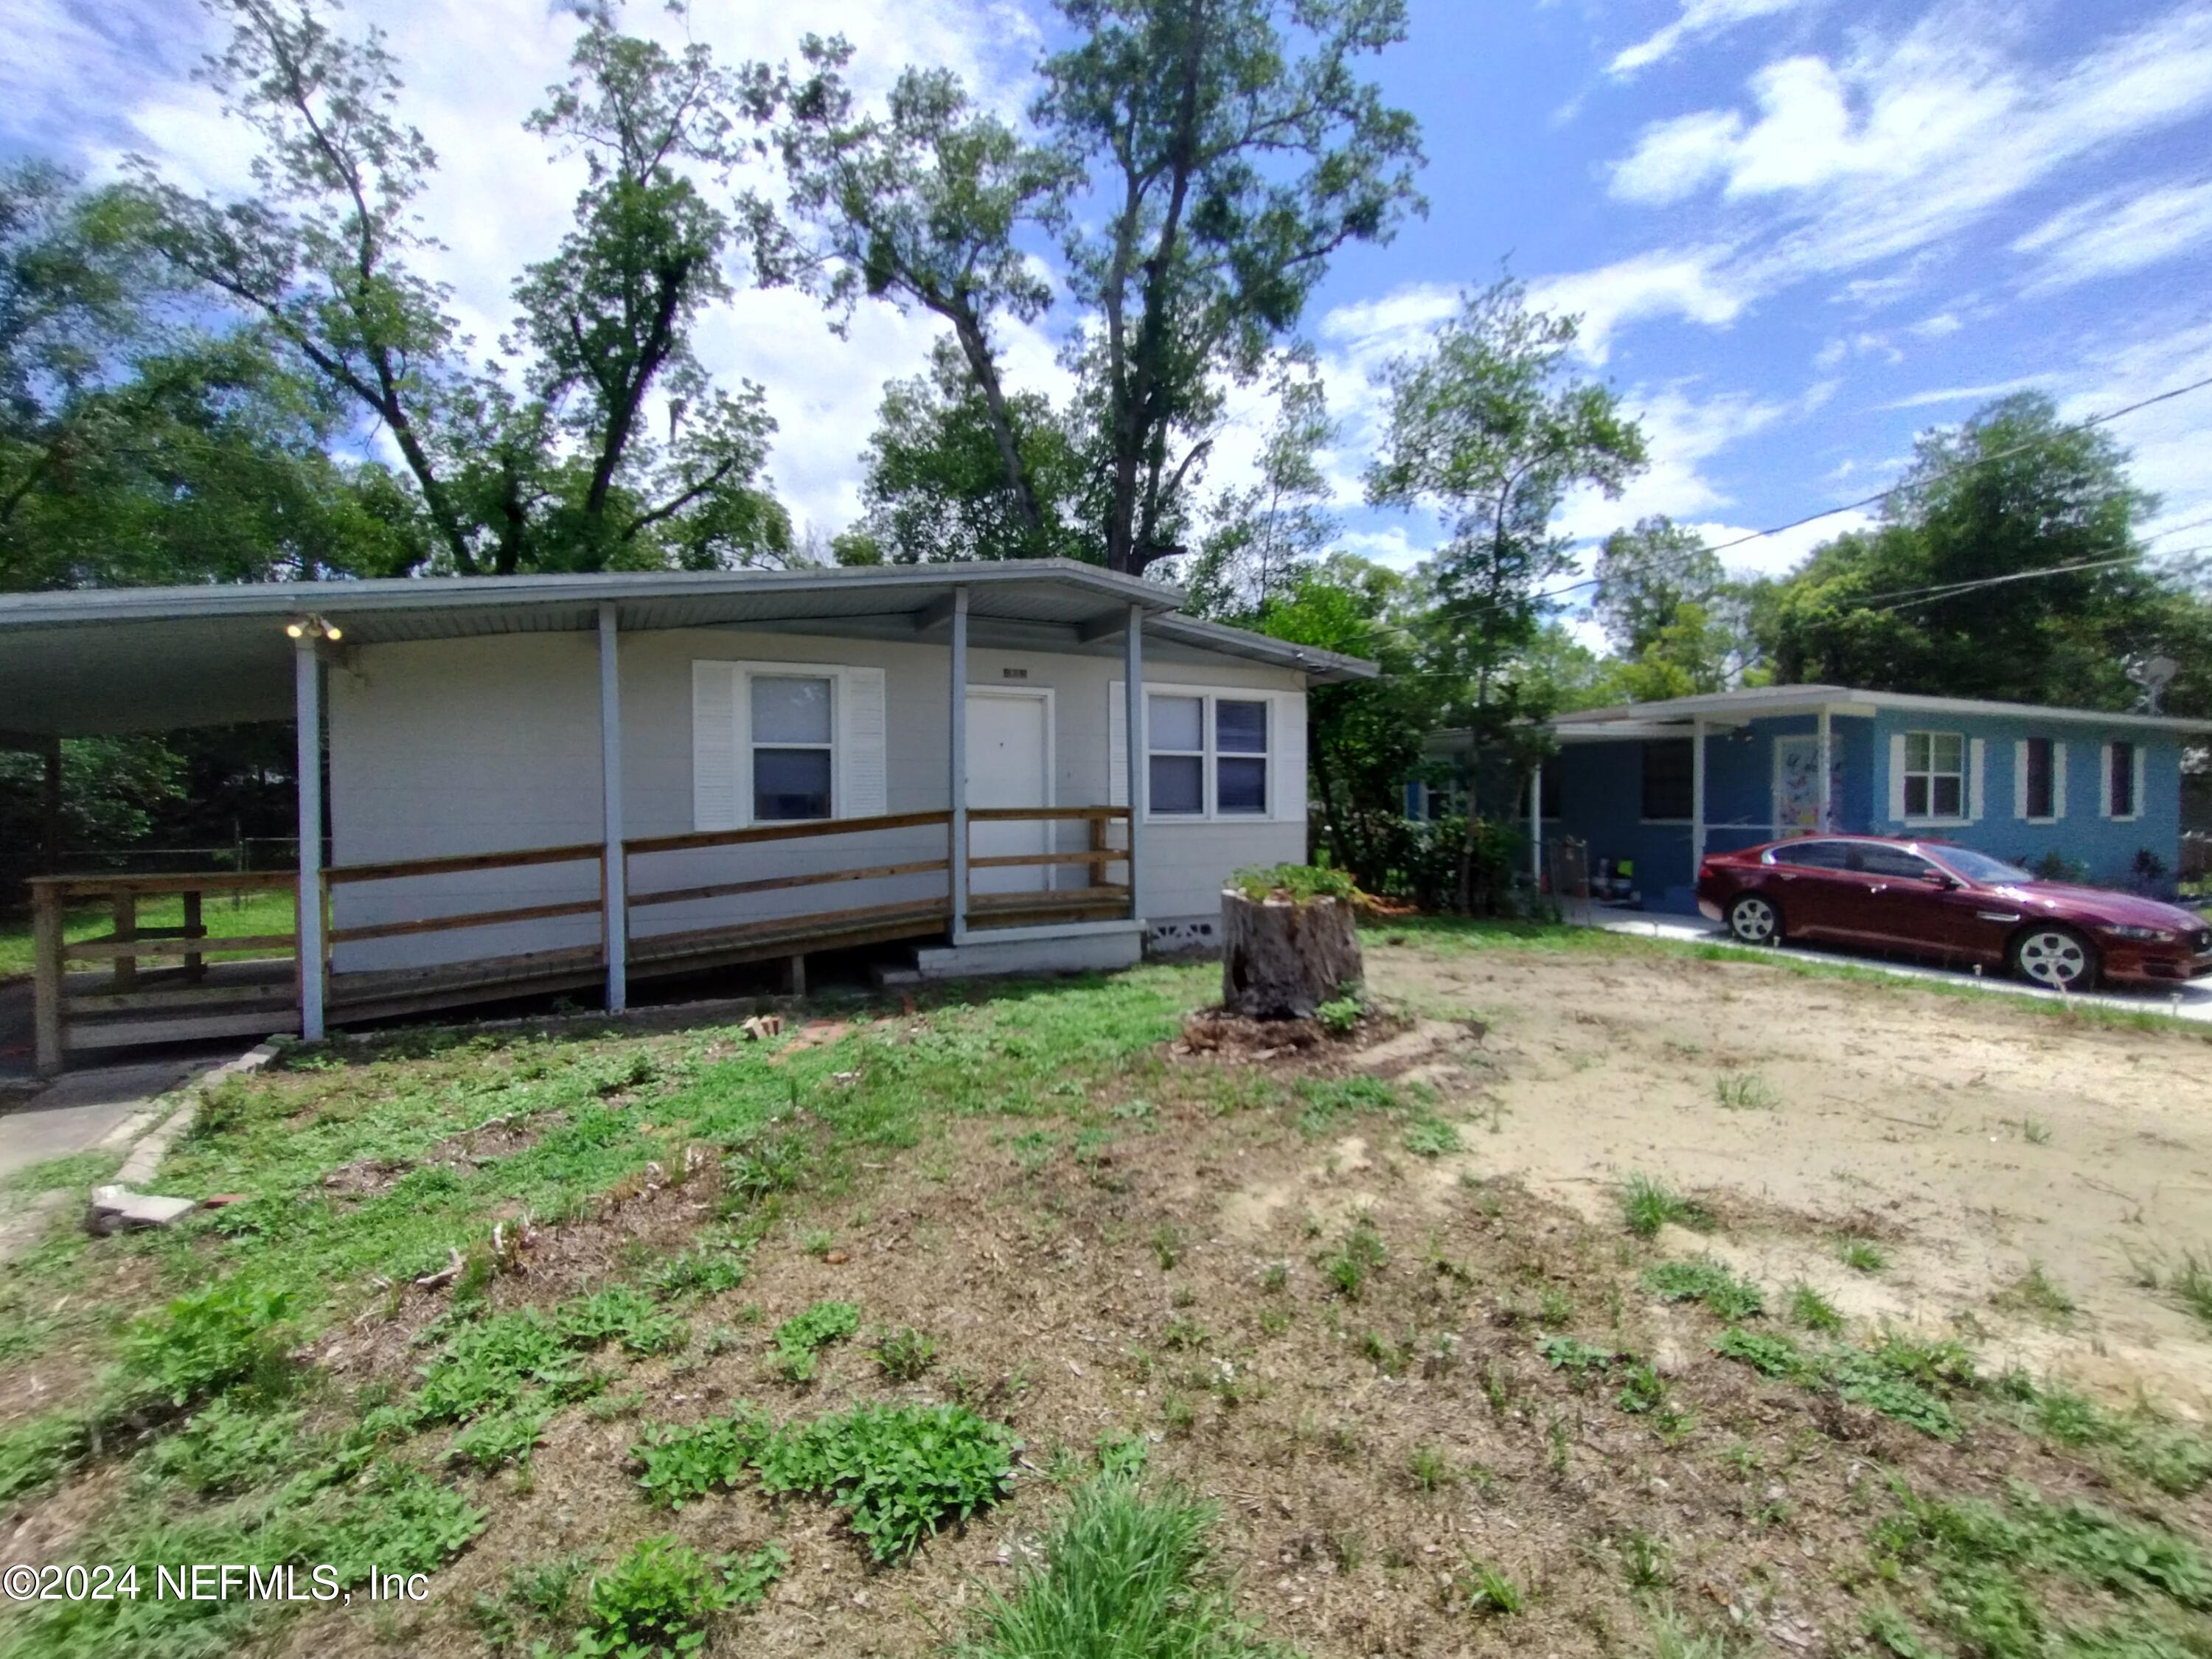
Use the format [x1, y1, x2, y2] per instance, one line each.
[326, 627, 1305, 973]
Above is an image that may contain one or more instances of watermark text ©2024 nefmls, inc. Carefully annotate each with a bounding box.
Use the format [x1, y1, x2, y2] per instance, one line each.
[2, 1562, 431, 1604]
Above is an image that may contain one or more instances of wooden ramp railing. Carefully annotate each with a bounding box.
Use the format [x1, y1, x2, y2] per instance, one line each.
[27, 805, 1135, 1072]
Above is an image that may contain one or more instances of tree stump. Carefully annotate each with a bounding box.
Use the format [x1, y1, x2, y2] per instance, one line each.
[1220, 890, 1364, 1020]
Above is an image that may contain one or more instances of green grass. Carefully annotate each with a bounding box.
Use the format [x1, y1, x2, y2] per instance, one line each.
[1620, 1175, 1714, 1239]
[955, 1474, 1290, 1657]
[0, 965, 1214, 1658]
[1642, 1256, 1764, 1321]
[0, 890, 297, 979]
[0, 1147, 125, 1194]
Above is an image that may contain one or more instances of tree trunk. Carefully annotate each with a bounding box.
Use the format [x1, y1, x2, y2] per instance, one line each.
[1220, 891, 1364, 1020]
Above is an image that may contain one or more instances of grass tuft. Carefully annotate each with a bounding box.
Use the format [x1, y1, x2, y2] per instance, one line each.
[1620, 1175, 1714, 1239]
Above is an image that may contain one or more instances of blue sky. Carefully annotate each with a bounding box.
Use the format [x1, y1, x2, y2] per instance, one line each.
[9, 0, 2211, 616]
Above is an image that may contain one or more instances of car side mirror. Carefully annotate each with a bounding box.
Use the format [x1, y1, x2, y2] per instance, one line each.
[1923, 871, 1958, 888]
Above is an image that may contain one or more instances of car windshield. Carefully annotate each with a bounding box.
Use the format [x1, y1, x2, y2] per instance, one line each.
[1933, 846, 2034, 885]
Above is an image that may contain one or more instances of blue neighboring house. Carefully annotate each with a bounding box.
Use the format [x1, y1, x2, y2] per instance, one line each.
[1416, 684, 2211, 917]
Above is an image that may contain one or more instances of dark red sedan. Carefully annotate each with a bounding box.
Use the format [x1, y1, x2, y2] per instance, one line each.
[1695, 836, 2212, 992]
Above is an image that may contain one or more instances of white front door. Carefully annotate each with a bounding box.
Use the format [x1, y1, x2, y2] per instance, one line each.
[967, 692, 1052, 894]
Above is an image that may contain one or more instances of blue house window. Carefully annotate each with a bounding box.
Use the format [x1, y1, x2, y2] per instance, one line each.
[1641, 740, 1694, 821]
[2024, 738, 2056, 821]
[1903, 731, 1966, 818]
[2110, 741, 2137, 819]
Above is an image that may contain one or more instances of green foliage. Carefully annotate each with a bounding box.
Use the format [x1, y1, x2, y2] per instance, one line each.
[557, 1287, 689, 1358]
[1619, 1175, 1713, 1239]
[1323, 1218, 1389, 1300]
[1871, 1481, 2212, 1658]
[1712, 1327, 1966, 1439]
[872, 1326, 938, 1383]
[146, 1399, 306, 1495]
[1228, 863, 1359, 904]
[1295, 1074, 1400, 1136]
[1753, 394, 2209, 716]
[1711, 1071, 1781, 1112]
[631, 1411, 772, 1512]
[644, 1242, 748, 1301]
[1453, 1557, 1526, 1615]
[411, 1307, 605, 1427]
[1401, 1113, 1463, 1158]
[1836, 1236, 1889, 1274]
[1313, 994, 1366, 1037]
[116, 1278, 296, 1410]
[1785, 1282, 1844, 1335]
[448, 1399, 552, 1473]
[1643, 1257, 1765, 1321]
[771, 1300, 860, 1383]
[754, 1402, 1017, 1562]
[0, 1411, 88, 1503]
[565, 1536, 786, 1658]
[1537, 1335, 1616, 1382]
[953, 1474, 1289, 1658]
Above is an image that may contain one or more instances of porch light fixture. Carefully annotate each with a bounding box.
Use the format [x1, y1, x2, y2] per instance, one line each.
[285, 615, 343, 641]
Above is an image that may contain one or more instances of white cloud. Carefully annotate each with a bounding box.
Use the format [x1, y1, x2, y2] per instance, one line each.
[2047, 311, 2212, 543]
[1608, 0, 1815, 79]
[1910, 311, 1964, 339]
[2012, 178, 2212, 294]
[1557, 381, 1802, 542]
[1604, 2, 2212, 326]
[1881, 377, 2048, 410]
[1528, 248, 1750, 363]
[1334, 524, 1430, 571]
[1691, 511, 1874, 579]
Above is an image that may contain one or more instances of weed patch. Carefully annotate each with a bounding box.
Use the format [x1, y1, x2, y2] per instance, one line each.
[1642, 1256, 1764, 1321]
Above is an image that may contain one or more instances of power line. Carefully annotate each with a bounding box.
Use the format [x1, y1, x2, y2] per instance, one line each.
[1700, 373, 2212, 557]
[1868, 542, 2210, 615]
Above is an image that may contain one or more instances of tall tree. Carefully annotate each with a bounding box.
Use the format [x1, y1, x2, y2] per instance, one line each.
[1589, 514, 1754, 697]
[1036, 0, 1424, 575]
[1756, 393, 2203, 712]
[130, 0, 788, 575]
[756, 38, 1077, 558]
[849, 338, 1094, 564]
[1367, 279, 1644, 799]
[1185, 368, 1337, 618]
[1, 161, 416, 589]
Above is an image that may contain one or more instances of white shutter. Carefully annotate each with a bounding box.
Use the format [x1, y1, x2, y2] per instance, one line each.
[2130, 743, 2146, 822]
[2052, 742, 2067, 819]
[1273, 691, 1307, 823]
[692, 661, 742, 832]
[1108, 681, 1129, 808]
[2013, 740, 2029, 821]
[838, 667, 887, 820]
[1888, 733, 1908, 821]
[1968, 738, 1986, 823]
[2099, 742, 2114, 818]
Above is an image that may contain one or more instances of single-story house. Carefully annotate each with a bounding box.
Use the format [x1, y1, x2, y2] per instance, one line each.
[1417, 684, 2211, 917]
[1, 563, 1374, 1073]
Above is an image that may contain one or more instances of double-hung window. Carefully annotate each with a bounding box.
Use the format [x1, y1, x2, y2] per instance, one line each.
[1902, 731, 1966, 819]
[1147, 692, 1270, 818]
[750, 674, 835, 821]
[1640, 739, 1694, 822]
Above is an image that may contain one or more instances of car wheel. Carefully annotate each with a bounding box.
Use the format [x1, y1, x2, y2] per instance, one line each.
[1728, 894, 1781, 946]
[2011, 925, 2096, 992]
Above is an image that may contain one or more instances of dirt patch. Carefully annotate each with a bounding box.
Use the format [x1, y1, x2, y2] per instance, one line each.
[1378, 943, 2212, 1413]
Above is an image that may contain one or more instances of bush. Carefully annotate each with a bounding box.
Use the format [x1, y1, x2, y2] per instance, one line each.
[566, 1536, 785, 1658]
[116, 1279, 296, 1410]
[1227, 863, 1359, 903]
[631, 1411, 771, 1512]
[771, 1300, 860, 1383]
[755, 1402, 1018, 1562]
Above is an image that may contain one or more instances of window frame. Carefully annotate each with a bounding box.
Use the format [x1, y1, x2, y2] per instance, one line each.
[746, 670, 838, 824]
[1144, 689, 1274, 823]
[1902, 729, 1969, 825]
[2109, 740, 2138, 822]
[1639, 738, 1696, 824]
[2023, 737, 2056, 823]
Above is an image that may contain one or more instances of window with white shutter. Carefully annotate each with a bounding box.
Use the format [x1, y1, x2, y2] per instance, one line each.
[692, 660, 888, 830]
[1108, 681, 1305, 822]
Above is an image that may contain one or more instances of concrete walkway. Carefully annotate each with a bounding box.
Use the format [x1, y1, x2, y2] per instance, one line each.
[1593, 912, 2212, 1026]
[0, 1057, 205, 1181]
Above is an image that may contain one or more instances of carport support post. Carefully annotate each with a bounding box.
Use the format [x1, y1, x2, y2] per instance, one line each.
[598, 602, 627, 1015]
[1124, 604, 1144, 924]
[1817, 708, 1833, 832]
[948, 585, 970, 944]
[1691, 717, 1706, 884]
[293, 636, 324, 1043]
[40, 737, 60, 874]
